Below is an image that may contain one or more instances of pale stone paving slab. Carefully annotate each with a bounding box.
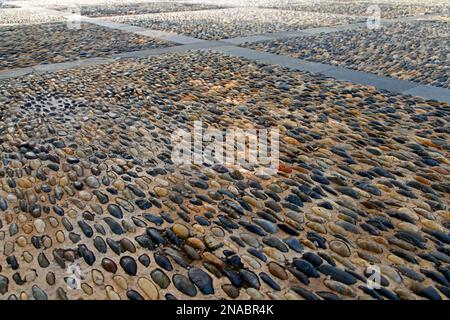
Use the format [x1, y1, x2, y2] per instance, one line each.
[322, 67, 419, 93]
[0, 67, 33, 80]
[209, 46, 336, 74]
[32, 58, 114, 74]
[403, 85, 450, 104]
[222, 35, 273, 45]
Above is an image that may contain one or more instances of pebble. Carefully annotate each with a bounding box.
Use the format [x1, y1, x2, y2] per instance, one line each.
[120, 256, 137, 276]
[173, 274, 197, 297]
[137, 277, 159, 300]
[151, 269, 171, 289]
[188, 267, 214, 295]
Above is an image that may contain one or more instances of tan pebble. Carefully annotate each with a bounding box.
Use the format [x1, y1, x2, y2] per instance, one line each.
[193, 224, 204, 233]
[211, 226, 225, 238]
[324, 279, 355, 297]
[202, 252, 225, 268]
[306, 221, 327, 234]
[42, 236, 52, 249]
[106, 286, 121, 300]
[338, 195, 356, 208]
[92, 269, 104, 285]
[435, 210, 448, 219]
[328, 223, 348, 236]
[285, 291, 302, 300]
[398, 207, 419, 221]
[371, 236, 389, 247]
[210, 180, 221, 189]
[113, 275, 128, 290]
[16, 236, 27, 247]
[262, 247, 285, 263]
[348, 257, 368, 268]
[301, 239, 316, 250]
[81, 283, 93, 295]
[20, 292, 28, 300]
[246, 288, 263, 300]
[78, 191, 92, 201]
[224, 240, 239, 253]
[397, 222, 419, 233]
[22, 223, 33, 234]
[329, 240, 351, 257]
[421, 219, 444, 232]
[17, 178, 32, 188]
[379, 265, 402, 284]
[4, 241, 14, 255]
[23, 251, 33, 263]
[268, 262, 288, 280]
[172, 223, 190, 238]
[56, 231, 65, 243]
[283, 136, 300, 146]
[59, 176, 69, 187]
[414, 208, 435, 220]
[357, 239, 383, 254]
[17, 213, 27, 223]
[242, 254, 261, 269]
[154, 187, 168, 197]
[138, 277, 159, 300]
[387, 254, 404, 265]
[67, 209, 78, 219]
[267, 292, 284, 300]
[48, 217, 59, 227]
[25, 270, 37, 282]
[412, 200, 432, 212]
[395, 288, 416, 300]
[306, 214, 326, 224]
[187, 237, 206, 251]
[242, 196, 259, 208]
[331, 254, 356, 269]
[357, 189, 370, 198]
[113, 180, 125, 191]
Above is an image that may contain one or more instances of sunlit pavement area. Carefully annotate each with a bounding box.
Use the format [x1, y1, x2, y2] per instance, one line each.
[0, 0, 449, 301]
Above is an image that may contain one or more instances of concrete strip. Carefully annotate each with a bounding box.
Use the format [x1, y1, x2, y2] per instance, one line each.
[233, 23, 368, 44]
[322, 67, 418, 93]
[0, 67, 33, 80]
[209, 46, 336, 74]
[222, 35, 274, 45]
[402, 85, 450, 104]
[159, 34, 207, 45]
[32, 58, 114, 74]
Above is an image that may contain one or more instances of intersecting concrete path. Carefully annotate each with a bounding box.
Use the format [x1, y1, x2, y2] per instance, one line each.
[3, 2, 450, 104]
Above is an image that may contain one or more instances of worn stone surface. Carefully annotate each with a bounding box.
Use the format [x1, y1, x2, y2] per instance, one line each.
[0, 0, 448, 302]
